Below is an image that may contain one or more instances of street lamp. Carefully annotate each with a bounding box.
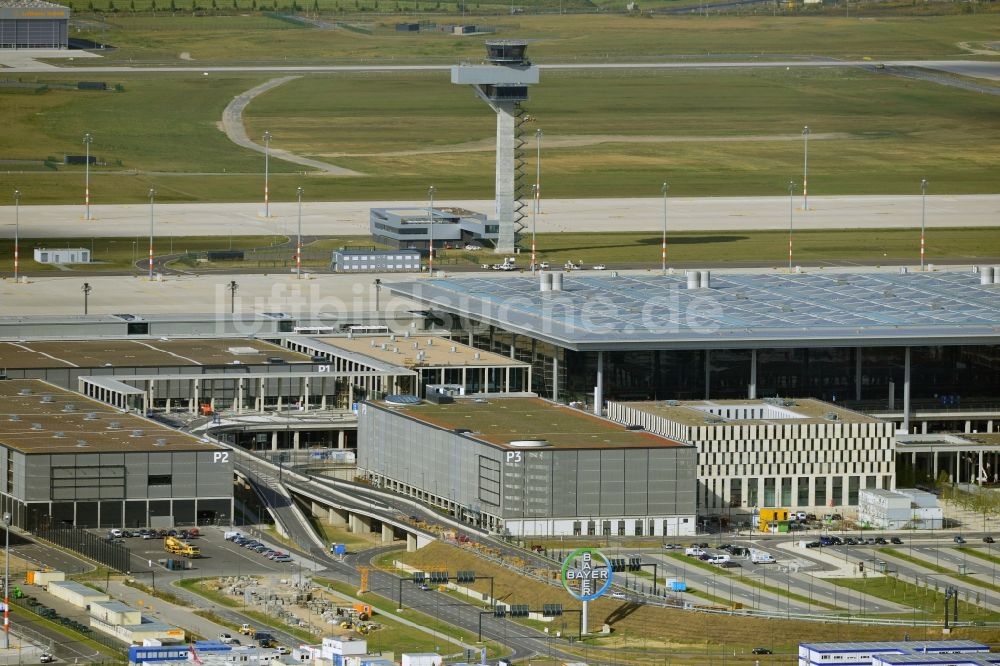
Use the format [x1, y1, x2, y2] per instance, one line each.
[82, 282, 92, 315]
[263, 131, 272, 218]
[920, 178, 928, 271]
[296, 187, 303, 279]
[84, 133, 93, 220]
[148, 189, 155, 280]
[802, 126, 810, 211]
[661, 181, 669, 275]
[3, 511, 10, 650]
[531, 183, 538, 274]
[228, 280, 238, 314]
[787, 180, 795, 273]
[534, 128, 542, 274]
[427, 185, 435, 275]
[13, 190, 20, 283]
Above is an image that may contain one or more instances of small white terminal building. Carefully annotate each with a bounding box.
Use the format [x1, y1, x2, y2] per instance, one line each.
[33, 248, 90, 264]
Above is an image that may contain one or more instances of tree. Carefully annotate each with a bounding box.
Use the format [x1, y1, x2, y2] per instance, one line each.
[129, 0, 135, 11]
[150, 0, 157, 11]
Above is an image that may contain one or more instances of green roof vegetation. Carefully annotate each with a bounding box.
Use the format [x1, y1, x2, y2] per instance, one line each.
[396, 397, 687, 449]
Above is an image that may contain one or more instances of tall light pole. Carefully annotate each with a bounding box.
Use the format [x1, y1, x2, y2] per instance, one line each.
[661, 181, 669, 275]
[788, 180, 795, 273]
[83, 133, 93, 220]
[148, 188, 155, 281]
[13, 190, 20, 283]
[3, 512, 10, 650]
[427, 185, 435, 275]
[920, 178, 928, 271]
[802, 126, 810, 211]
[531, 183, 538, 274]
[263, 131, 272, 218]
[296, 186, 303, 279]
[228, 280, 238, 314]
[82, 282, 92, 315]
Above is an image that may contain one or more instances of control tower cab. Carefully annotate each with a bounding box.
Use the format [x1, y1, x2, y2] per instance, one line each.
[451, 41, 540, 254]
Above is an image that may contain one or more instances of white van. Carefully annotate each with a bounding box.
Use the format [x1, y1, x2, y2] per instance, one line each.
[708, 554, 731, 565]
[685, 546, 705, 557]
[751, 551, 775, 564]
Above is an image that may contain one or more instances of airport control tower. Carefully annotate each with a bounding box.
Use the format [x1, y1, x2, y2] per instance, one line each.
[452, 41, 540, 254]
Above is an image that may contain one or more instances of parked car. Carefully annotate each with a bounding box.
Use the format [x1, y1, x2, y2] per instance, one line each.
[752, 647, 773, 655]
[891, 537, 903, 545]
[805, 541, 822, 548]
[273, 555, 293, 563]
[843, 538, 858, 546]
[219, 633, 236, 644]
[720, 561, 742, 568]
[662, 543, 678, 550]
[874, 537, 888, 545]
[39, 653, 55, 663]
[464, 244, 482, 251]
[984, 536, 995, 544]
[954, 535, 967, 544]
[610, 592, 626, 599]
[593, 264, 607, 270]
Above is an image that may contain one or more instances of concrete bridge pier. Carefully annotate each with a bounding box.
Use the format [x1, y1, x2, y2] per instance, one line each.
[407, 533, 418, 552]
[382, 523, 394, 544]
[350, 513, 372, 534]
[329, 507, 348, 526]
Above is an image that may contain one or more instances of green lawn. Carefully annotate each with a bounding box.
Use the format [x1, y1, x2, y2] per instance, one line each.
[483, 227, 1000, 267]
[0, 235, 286, 273]
[825, 575, 1000, 620]
[2, 64, 997, 203]
[65, 13, 1000, 64]
[2, 227, 997, 275]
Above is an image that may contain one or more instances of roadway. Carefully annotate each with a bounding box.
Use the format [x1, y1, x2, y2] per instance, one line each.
[1, 57, 999, 78]
[4, 195, 1000, 240]
[234, 455, 578, 661]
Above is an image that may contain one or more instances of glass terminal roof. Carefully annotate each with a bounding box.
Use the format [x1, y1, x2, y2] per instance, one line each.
[388, 271, 1000, 350]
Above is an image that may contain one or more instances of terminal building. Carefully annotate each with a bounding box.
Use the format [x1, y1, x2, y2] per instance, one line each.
[605, 398, 894, 517]
[370, 206, 499, 253]
[388, 269, 1000, 434]
[0, 379, 233, 530]
[358, 395, 696, 537]
[0, 0, 69, 49]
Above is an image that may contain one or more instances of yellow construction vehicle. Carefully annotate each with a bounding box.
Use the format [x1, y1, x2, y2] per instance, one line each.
[164, 536, 201, 558]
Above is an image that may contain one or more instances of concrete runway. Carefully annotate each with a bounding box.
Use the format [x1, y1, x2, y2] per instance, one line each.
[2, 195, 999, 239]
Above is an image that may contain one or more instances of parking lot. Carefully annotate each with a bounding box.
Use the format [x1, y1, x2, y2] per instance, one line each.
[89, 526, 323, 579]
[607, 530, 1000, 617]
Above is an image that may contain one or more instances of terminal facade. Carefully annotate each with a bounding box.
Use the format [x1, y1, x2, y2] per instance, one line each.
[358, 396, 697, 537]
[606, 398, 895, 517]
[0, 380, 232, 530]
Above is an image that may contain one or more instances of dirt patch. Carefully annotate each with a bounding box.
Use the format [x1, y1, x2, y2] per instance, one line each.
[179, 52, 193, 61]
[956, 41, 1000, 56]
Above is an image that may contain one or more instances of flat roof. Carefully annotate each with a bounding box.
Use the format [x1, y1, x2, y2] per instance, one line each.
[895, 433, 1000, 452]
[316, 335, 528, 369]
[0, 380, 226, 454]
[0, 338, 309, 369]
[387, 271, 1000, 351]
[614, 398, 878, 427]
[378, 397, 688, 449]
[48, 580, 109, 596]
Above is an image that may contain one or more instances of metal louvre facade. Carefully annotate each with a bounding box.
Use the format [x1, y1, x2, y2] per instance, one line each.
[0, 0, 70, 49]
[0, 18, 67, 47]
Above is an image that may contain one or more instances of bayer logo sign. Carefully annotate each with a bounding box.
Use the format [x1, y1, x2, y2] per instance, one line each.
[560, 548, 613, 602]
